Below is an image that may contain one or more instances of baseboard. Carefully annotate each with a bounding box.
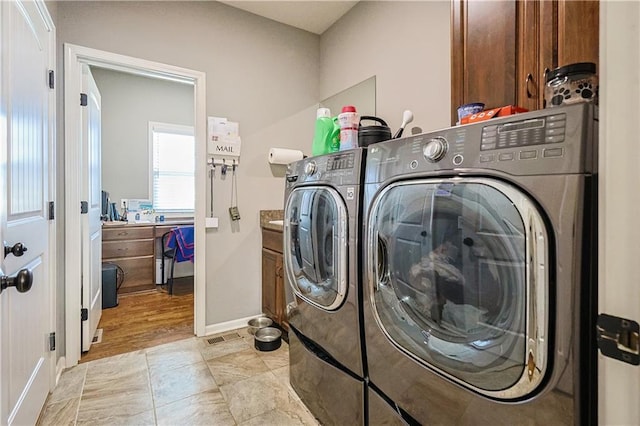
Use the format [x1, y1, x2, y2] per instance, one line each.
[56, 356, 66, 385]
[205, 314, 263, 336]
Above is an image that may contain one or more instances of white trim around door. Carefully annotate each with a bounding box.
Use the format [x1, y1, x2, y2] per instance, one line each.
[64, 43, 207, 367]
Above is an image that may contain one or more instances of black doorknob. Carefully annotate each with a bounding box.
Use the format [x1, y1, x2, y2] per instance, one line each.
[4, 242, 28, 258]
[1, 269, 33, 294]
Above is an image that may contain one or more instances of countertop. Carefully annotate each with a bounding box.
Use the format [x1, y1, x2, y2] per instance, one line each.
[102, 219, 194, 227]
[260, 210, 283, 232]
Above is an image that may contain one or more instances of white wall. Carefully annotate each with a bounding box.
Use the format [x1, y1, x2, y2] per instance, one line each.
[320, 1, 451, 134]
[598, 1, 640, 424]
[54, 0, 450, 340]
[55, 1, 320, 329]
[91, 67, 194, 207]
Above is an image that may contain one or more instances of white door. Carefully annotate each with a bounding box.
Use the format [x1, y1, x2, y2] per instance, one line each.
[0, 1, 54, 424]
[81, 65, 103, 352]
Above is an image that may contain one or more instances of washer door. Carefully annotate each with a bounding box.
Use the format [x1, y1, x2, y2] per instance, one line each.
[285, 186, 348, 311]
[368, 178, 549, 400]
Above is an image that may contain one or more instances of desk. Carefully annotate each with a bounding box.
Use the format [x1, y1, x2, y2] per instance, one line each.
[102, 220, 193, 293]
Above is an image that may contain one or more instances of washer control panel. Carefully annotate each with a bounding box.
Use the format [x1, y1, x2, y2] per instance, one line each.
[480, 113, 566, 151]
[366, 103, 596, 180]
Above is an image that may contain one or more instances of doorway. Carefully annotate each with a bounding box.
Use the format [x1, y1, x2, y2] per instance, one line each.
[64, 44, 207, 367]
[82, 66, 196, 362]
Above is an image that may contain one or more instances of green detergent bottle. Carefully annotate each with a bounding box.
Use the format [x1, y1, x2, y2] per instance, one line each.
[328, 117, 341, 153]
[312, 108, 336, 156]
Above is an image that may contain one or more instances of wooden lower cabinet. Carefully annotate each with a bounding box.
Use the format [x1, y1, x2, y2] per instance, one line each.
[261, 228, 288, 330]
[261, 248, 282, 321]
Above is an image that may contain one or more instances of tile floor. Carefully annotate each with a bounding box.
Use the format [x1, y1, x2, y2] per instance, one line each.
[37, 328, 320, 426]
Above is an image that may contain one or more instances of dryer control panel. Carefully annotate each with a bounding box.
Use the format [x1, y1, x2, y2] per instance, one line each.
[326, 152, 356, 171]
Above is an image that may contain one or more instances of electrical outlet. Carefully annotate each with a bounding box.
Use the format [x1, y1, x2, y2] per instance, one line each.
[205, 217, 219, 228]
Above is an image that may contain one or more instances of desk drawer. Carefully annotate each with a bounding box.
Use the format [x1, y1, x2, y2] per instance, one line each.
[262, 228, 283, 253]
[103, 226, 154, 241]
[103, 240, 154, 258]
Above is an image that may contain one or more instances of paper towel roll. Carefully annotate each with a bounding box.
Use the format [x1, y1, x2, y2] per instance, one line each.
[268, 148, 304, 165]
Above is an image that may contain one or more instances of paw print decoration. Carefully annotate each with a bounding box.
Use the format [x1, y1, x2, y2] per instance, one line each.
[544, 62, 598, 107]
[549, 80, 598, 106]
[576, 82, 594, 100]
[551, 87, 572, 106]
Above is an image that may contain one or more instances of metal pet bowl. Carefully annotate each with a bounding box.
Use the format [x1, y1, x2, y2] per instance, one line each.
[254, 327, 282, 352]
[247, 317, 273, 335]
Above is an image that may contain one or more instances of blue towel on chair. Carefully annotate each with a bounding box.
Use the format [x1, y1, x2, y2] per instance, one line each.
[166, 226, 194, 263]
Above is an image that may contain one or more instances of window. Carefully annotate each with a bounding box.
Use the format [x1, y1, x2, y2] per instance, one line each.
[150, 122, 195, 212]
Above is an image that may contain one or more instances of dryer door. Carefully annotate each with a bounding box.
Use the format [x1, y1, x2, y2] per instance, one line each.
[368, 178, 549, 400]
[284, 186, 348, 311]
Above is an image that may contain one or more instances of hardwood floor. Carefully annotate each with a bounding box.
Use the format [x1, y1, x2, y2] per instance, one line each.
[80, 277, 194, 363]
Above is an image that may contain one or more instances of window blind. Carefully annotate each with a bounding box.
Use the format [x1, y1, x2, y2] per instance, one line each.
[151, 125, 195, 212]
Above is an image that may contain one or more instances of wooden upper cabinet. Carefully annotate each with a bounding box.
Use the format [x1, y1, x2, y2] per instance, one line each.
[451, 0, 599, 125]
[557, 1, 599, 70]
[452, 0, 518, 123]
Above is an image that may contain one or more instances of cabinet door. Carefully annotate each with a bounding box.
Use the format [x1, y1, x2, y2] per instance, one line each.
[538, 0, 556, 108]
[558, 1, 599, 71]
[452, 0, 518, 123]
[262, 248, 278, 321]
[275, 253, 288, 331]
[519, 0, 551, 111]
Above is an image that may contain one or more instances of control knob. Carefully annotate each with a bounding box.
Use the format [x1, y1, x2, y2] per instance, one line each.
[423, 137, 448, 162]
[304, 161, 317, 176]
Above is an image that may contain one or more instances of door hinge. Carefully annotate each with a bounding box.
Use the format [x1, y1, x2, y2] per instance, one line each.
[48, 70, 55, 89]
[81, 201, 88, 214]
[48, 201, 55, 220]
[80, 93, 88, 106]
[597, 313, 639, 366]
[81, 308, 88, 321]
[49, 332, 56, 351]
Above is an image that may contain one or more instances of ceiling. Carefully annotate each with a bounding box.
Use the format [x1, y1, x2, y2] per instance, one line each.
[219, 1, 359, 35]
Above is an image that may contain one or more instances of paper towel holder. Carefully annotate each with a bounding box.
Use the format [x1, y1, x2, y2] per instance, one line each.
[268, 148, 305, 178]
[269, 154, 308, 165]
[268, 148, 305, 166]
